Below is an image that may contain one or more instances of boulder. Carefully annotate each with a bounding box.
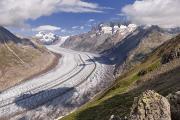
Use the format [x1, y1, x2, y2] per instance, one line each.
[167, 91, 180, 120]
[129, 90, 171, 120]
[161, 49, 180, 64]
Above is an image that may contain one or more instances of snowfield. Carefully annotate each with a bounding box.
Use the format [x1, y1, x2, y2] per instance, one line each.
[0, 45, 115, 120]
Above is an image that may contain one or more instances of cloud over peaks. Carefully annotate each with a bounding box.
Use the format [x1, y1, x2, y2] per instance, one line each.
[32, 25, 61, 31]
[122, 0, 180, 28]
[0, 0, 104, 27]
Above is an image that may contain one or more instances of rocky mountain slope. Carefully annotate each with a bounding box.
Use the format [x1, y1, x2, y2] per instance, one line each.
[61, 24, 178, 76]
[61, 34, 180, 120]
[112, 25, 173, 74]
[61, 24, 137, 53]
[0, 27, 58, 91]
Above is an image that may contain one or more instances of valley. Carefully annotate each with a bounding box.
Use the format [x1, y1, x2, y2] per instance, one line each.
[0, 44, 114, 120]
[0, 23, 179, 120]
[0, 21, 179, 120]
[0, 0, 180, 119]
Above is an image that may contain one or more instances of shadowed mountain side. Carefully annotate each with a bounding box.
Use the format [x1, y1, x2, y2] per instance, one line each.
[87, 26, 174, 75]
[102, 27, 163, 63]
[14, 87, 77, 110]
[62, 25, 176, 77]
[85, 28, 147, 66]
[86, 55, 113, 65]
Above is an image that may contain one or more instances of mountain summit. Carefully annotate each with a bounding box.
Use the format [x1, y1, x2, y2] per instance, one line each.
[0, 26, 20, 43]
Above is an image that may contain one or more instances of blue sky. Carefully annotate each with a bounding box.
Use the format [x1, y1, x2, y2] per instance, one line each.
[6, 0, 135, 36]
[28, 0, 134, 28]
[3, 0, 179, 36]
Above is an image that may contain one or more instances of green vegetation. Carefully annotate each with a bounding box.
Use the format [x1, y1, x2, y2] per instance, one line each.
[61, 58, 161, 120]
[61, 35, 180, 120]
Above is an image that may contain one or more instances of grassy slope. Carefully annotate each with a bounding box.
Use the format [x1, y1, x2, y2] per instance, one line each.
[61, 35, 180, 120]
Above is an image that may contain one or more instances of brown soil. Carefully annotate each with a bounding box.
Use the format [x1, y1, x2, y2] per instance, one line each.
[25, 52, 61, 82]
[0, 44, 61, 92]
[8, 52, 61, 90]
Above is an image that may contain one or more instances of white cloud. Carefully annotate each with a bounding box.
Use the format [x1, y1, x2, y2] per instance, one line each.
[88, 19, 95, 22]
[72, 26, 84, 30]
[32, 25, 61, 31]
[117, 13, 125, 16]
[80, 26, 84, 30]
[122, 0, 180, 28]
[0, 0, 105, 27]
[72, 26, 79, 29]
[61, 29, 67, 33]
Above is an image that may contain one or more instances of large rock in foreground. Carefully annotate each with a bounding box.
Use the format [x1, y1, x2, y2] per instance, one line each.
[129, 90, 171, 120]
[167, 91, 180, 120]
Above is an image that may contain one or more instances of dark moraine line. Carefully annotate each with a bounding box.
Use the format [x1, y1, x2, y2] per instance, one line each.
[0, 54, 96, 110]
[0, 54, 82, 107]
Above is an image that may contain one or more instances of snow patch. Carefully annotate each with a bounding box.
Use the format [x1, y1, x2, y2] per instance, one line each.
[58, 36, 70, 46]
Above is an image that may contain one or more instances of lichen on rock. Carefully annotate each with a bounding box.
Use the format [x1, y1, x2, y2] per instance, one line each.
[129, 90, 171, 120]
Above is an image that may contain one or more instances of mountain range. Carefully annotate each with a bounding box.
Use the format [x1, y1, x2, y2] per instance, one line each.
[61, 28, 180, 120]
[61, 23, 179, 75]
[0, 22, 179, 120]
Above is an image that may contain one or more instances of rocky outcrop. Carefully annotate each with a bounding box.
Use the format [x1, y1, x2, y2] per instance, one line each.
[161, 48, 180, 64]
[129, 90, 171, 120]
[167, 91, 180, 120]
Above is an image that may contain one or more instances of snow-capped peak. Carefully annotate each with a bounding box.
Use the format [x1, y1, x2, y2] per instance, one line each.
[35, 31, 45, 38]
[120, 25, 127, 29]
[35, 31, 59, 44]
[128, 24, 137, 32]
[98, 23, 137, 35]
[58, 36, 70, 46]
